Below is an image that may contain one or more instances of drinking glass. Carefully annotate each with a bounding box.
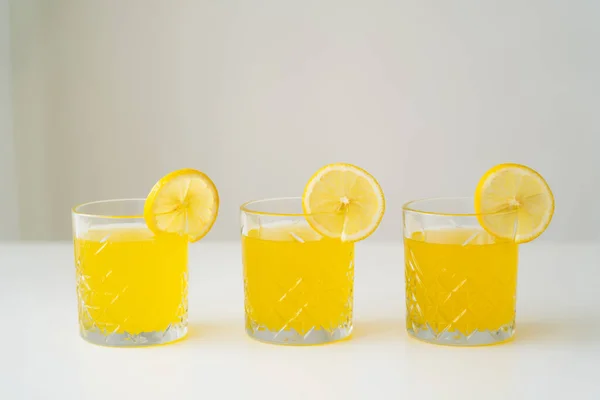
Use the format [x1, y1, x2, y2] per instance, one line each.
[403, 197, 518, 346]
[72, 199, 188, 346]
[241, 197, 354, 345]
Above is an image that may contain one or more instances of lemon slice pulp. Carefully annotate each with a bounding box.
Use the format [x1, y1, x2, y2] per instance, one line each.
[144, 169, 219, 242]
[475, 163, 554, 244]
[302, 163, 385, 242]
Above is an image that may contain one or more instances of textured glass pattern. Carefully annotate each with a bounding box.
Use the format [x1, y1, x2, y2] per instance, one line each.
[241, 198, 354, 345]
[403, 198, 518, 346]
[72, 200, 188, 347]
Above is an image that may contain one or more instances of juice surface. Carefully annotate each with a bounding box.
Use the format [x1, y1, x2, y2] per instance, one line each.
[75, 224, 188, 334]
[243, 222, 354, 334]
[405, 228, 518, 334]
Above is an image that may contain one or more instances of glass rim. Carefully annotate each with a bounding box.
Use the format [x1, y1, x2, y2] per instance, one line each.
[72, 198, 145, 219]
[402, 196, 517, 217]
[240, 196, 334, 217]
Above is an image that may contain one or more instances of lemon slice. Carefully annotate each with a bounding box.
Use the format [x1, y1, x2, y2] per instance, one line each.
[144, 169, 219, 242]
[474, 163, 554, 244]
[302, 163, 385, 242]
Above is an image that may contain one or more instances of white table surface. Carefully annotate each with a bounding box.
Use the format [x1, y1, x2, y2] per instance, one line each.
[1, 242, 599, 399]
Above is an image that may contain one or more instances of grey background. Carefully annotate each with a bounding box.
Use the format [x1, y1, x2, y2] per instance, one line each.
[2, 0, 599, 241]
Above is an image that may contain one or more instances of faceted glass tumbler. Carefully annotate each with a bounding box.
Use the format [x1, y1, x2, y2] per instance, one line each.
[72, 199, 188, 346]
[241, 197, 354, 345]
[403, 197, 519, 346]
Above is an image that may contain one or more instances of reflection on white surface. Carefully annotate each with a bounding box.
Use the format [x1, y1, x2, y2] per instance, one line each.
[1, 242, 599, 399]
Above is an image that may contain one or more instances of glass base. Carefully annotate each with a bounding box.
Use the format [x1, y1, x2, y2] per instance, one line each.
[407, 322, 514, 346]
[246, 323, 352, 345]
[80, 322, 188, 347]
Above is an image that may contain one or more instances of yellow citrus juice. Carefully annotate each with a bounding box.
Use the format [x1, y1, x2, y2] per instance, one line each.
[243, 222, 354, 335]
[75, 224, 188, 335]
[405, 228, 518, 335]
